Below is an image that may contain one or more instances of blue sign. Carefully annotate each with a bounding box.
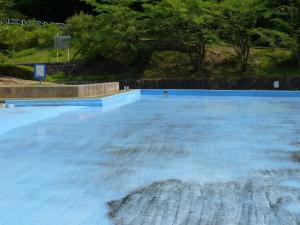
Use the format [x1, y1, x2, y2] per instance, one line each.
[34, 64, 46, 81]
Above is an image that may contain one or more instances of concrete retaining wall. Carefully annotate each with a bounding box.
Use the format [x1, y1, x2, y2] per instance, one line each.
[77, 83, 119, 98]
[0, 82, 119, 99]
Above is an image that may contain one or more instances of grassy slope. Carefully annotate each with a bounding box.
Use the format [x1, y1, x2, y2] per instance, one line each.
[2, 48, 78, 64]
[2, 46, 300, 82]
[143, 46, 300, 79]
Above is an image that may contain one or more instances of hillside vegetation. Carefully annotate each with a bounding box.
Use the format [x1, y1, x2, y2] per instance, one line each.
[0, 0, 299, 81]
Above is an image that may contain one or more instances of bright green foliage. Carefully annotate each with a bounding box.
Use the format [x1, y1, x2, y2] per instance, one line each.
[220, 0, 268, 71]
[66, 13, 95, 59]
[35, 25, 61, 47]
[143, 0, 220, 72]
[70, 0, 220, 72]
[68, 1, 150, 71]
[0, 24, 63, 55]
[1, 26, 32, 53]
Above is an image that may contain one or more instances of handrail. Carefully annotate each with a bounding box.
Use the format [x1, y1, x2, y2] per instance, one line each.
[0, 18, 67, 28]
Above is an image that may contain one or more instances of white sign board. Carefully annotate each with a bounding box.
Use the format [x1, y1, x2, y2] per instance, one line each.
[34, 64, 46, 81]
[274, 81, 280, 89]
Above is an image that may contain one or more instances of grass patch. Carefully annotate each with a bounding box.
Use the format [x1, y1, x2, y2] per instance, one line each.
[2, 45, 300, 81]
[142, 46, 300, 79]
[47, 72, 138, 83]
[3, 48, 78, 64]
[0, 64, 34, 80]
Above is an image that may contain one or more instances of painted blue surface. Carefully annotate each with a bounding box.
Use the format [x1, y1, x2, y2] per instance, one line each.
[34, 64, 46, 81]
[142, 89, 300, 97]
[0, 106, 84, 136]
[101, 90, 141, 106]
[0, 94, 300, 224]
[5, 90, 141, 107]
[5, 99, 102, 107]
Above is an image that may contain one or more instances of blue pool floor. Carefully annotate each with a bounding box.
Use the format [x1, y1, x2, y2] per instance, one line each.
[0, 94, 300, 224]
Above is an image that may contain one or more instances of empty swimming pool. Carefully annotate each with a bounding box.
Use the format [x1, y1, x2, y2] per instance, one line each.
[0, 90, 300, 225]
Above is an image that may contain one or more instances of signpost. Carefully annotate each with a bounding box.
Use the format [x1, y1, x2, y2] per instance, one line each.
[274, 81, 280, 89]
[54, 35, 71, 62]
[34, 64, 46, 84]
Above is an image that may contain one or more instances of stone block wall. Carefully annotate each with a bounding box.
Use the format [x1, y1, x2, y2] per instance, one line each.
[120, 78, 300, 90]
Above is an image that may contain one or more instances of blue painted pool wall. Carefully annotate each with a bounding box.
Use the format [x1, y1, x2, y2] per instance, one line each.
[141, 89, 300, 97]
[5, 99, 102, 107]
[5, 90, 141, 107]
[5, 89, 300, 107]
[101, 90, 141, 107]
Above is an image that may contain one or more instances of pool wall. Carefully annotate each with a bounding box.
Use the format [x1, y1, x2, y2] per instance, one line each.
[5, 90, 141, 107]
[120, 78, 300, 90]
[0, 82, 119, 99]
[142, 89, 300, 97]
[4, 89, 300, 108]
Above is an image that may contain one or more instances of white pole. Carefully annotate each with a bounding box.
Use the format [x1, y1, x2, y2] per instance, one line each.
[67, 48, 70, 62]
[56, 33, 59, 62]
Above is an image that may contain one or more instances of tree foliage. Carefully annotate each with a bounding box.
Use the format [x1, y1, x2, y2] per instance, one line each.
[68, 1, 148, 71]
[0, 24, 61, 54]
[0, 0, 14, 17]
[265, 0, 300, 68]
[143, 0, 220, 72]
[2, 0, 300, 73]
[220, 0, 268, 70]
[69, 0, 221, 72]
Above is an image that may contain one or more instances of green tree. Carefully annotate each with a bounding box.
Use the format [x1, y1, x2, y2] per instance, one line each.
[2, 26, 35, 53]
[0, 0, 14, 17]
[221, 0, 267, 71]
[69, 0, 221, 73]
[265, 0, 300, 69]
[144, 0, 220, 72]
[68, 1, 150, 71]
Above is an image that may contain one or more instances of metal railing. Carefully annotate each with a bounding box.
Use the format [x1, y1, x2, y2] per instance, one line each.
[0, 18, 67, 28]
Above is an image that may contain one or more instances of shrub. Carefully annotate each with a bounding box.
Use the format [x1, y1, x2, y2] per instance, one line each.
[0, 64, 34, 80]
[0, 24, 64, 54]
[0, 53, 7, 63]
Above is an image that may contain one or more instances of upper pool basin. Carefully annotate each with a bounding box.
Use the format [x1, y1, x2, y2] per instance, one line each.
[0, 90, 300, 225]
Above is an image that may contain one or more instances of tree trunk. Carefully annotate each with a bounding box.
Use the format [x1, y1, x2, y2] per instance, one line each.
[234, 43, 250, 72]
[241, 46, 250, 71]
[296, 51, 300, 70]
[188, 43, 206, 73]
[146, 40, 206, 73]
[135, 49, 151, 73]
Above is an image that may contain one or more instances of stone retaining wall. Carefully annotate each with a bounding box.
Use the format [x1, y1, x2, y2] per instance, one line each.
[18, 62, 83, 76]
[120, 78, 300, 90]
[0, 82, 119, 99]
[19, 60, 126, 76]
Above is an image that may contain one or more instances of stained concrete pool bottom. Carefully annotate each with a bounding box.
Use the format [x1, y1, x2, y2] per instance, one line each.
[0, 94, 300, 225]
